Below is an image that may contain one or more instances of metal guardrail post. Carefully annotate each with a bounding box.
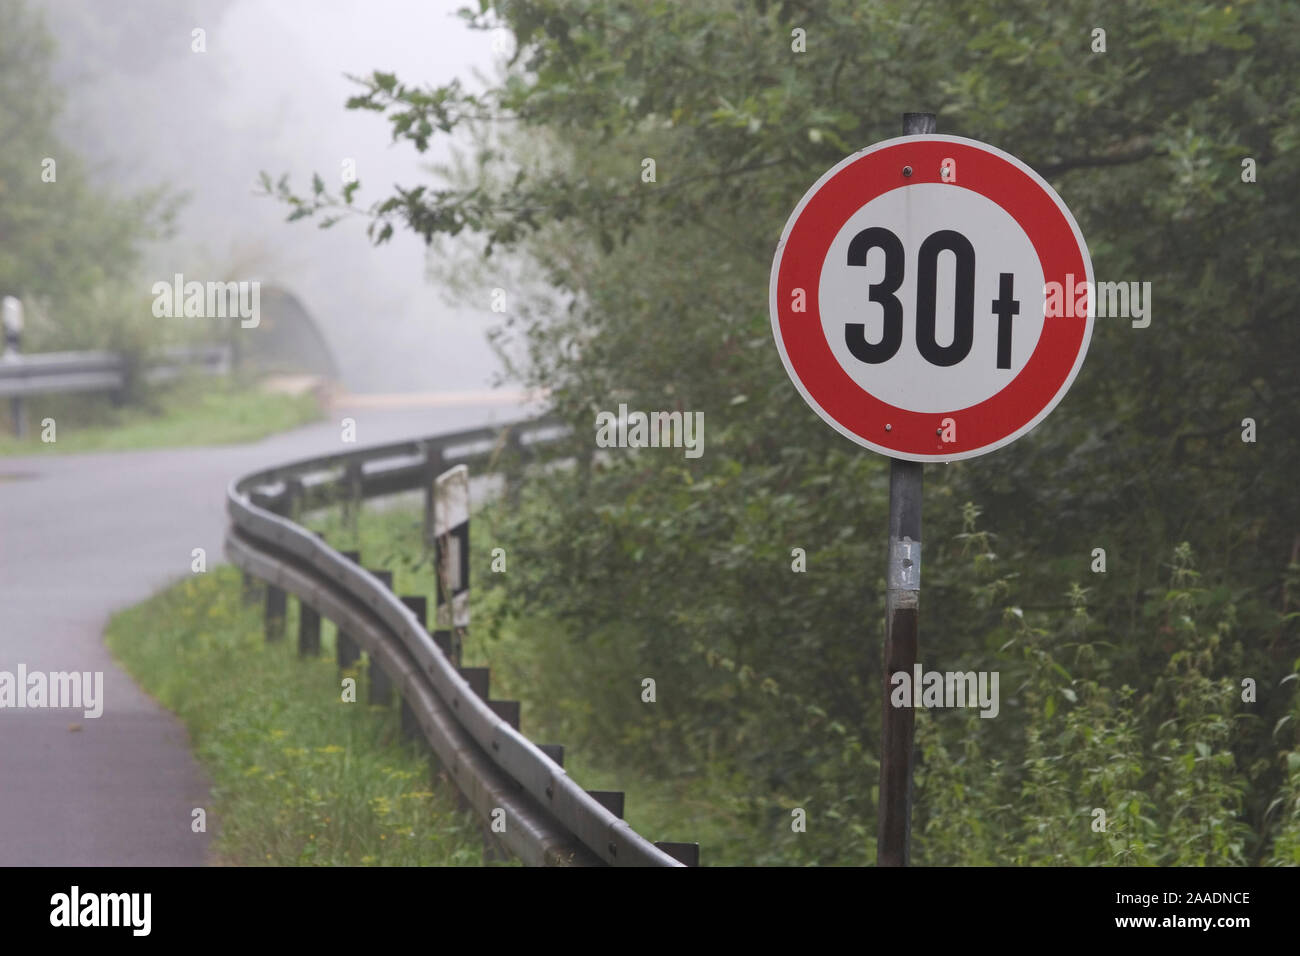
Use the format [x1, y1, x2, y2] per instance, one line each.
[587, 790, 625, 818]
[263, 488, 296, 642]
[336, 550, 362, 668]
[298, 601, 321, 657]
[241, 571, 261, 605]
[487, 699, 520, 730]
[284, 476, 304, 522]
[368, 569, 394, 705]
[265, 585, 287, 642]
[343, 461, 363, 532]
[299, 531, 324, 656]
[458, 667, 489, 699]
[431, 628, 454, 661]
[398, 595, 427, 738]
[654, 842, 700, 867]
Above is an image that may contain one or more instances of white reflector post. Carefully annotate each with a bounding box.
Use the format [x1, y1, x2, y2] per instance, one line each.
[434, 464, 470, 630]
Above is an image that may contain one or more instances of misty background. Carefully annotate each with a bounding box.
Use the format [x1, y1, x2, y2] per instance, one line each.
[40, 0, 509, 394]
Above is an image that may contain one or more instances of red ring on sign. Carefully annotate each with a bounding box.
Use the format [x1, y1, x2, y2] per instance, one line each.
[773, 137, 1090, 459]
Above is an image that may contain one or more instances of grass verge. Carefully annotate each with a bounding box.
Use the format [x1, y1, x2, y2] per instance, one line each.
[0, 376, 323, 456]
[106, 565, 494, 866]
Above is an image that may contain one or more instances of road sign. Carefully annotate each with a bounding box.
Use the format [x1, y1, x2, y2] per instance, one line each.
[770, 134, 1094, 462]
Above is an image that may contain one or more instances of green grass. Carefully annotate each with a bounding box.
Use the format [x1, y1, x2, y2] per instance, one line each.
[0, 376, 323, 456]
[106, 565, 494, 866]
[303, 499, 739, 864]
[107, 493, 731, 866]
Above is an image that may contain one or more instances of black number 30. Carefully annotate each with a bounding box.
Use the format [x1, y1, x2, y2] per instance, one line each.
[844, 227, 1015, 368]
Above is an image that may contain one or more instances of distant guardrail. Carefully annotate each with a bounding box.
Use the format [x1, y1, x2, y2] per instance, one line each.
[224, 417, 698, 867]
[0, 345, 232, 398]
[0, 345, 232, 437]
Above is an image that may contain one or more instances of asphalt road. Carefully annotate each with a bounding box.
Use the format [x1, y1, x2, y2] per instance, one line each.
[0, 401, 527, 865]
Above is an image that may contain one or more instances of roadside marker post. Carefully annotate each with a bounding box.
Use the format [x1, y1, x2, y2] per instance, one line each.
[434, 464, 471, 666]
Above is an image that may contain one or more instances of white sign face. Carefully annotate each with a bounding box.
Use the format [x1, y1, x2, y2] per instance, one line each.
[817, 184, 1046, 414]
[771, 134, 1094, 462]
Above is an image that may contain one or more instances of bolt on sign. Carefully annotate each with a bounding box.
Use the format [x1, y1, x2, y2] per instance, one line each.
[434, 464, 470, 630]
[769, 134, 1094, 461]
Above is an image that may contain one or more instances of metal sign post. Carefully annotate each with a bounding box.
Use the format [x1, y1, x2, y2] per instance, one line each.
[878, 456, 922, 865]
[875, 111, 934, 867]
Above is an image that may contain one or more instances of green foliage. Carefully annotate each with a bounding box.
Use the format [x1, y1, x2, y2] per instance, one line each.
[0, 1, 175, 362]
[106, 566, 494, 866]
[916, 536, 1258, 865]
[275, 0, 1300, 863]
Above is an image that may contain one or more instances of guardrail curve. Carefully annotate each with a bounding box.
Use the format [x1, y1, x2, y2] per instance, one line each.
[224, 415, 692, 867]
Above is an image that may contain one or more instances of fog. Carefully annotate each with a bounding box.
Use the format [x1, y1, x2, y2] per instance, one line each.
[40, 0, 509, 393]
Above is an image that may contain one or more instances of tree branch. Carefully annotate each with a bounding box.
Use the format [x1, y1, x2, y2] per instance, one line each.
[1036, 146, 1163, 177]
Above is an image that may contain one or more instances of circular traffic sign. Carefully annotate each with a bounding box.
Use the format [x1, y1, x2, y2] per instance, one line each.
[769, 134, 1094, 462]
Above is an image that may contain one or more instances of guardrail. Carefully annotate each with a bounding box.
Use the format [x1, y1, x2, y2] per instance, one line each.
[224, 416, 698, 867]
[0, 345, 232, 397]
[1, 345, 232, 437]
